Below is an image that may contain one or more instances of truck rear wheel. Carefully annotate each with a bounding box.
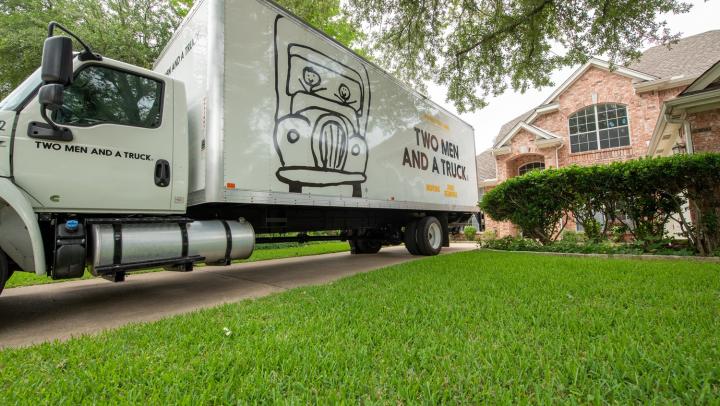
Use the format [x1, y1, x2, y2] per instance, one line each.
[415, 216, 443, 256]
[0, 249, 9, 296]
[403, 220, 421, 255]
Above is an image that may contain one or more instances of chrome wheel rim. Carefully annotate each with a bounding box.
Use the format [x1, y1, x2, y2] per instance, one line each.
[427, 222, 442, 250]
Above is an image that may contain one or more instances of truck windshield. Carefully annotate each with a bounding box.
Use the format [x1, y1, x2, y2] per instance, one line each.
[0, 69, 42, 111]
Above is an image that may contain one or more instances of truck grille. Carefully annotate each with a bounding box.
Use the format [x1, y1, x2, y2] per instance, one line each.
[318, 120, 348, 170]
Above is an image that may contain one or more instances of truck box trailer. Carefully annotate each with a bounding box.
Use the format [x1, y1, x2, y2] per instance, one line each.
[0, 0, 478, 296]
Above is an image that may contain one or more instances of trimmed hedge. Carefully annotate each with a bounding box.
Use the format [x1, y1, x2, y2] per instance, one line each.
[480, 153, 720, 255]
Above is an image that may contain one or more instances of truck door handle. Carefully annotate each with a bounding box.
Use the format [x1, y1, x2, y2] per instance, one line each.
[154, 159, 171, 187]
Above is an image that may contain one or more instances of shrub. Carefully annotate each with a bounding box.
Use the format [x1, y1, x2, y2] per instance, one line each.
[561, 230, 586, 244]
[481, 170, 568, 245]
[481, 230, 497, 241]
[463, 226, 477, 241]
[480, 153, 720, 255]
[481, 236, 542, 251]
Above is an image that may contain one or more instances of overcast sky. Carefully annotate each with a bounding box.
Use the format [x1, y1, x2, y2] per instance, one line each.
[425, 0, 720, 154]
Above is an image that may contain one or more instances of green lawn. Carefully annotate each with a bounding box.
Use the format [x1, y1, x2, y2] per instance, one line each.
[5, 241, 350, 289]
[1, 250, 719, 403]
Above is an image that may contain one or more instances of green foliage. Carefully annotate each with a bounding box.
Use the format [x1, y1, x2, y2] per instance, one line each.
[463, 226, 477, 241]
[0, 0, 186, 99]
[4, 251, 718, 403]
[610, 225, 628, 243]
[481, 236, 542, 251]
[345, 0, 691, 112]
[278, 0, 366, 55]
[481, 236, 697, 256]
[561, 230, 586, 244]
[480, 169, 568, 244]
[0, 0, 363, 100]
[481, 153, 720, 255]
[480, 229, 497, 241]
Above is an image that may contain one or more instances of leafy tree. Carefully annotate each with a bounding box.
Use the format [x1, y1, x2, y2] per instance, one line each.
[345, 0, 691, 112]
[0, 0, 363, 100]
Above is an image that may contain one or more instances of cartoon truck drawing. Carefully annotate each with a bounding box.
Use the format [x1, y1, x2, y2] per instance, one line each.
[273, 16, 371, 198]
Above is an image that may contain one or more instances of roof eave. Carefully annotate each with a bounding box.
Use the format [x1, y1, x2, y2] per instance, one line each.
[493, 120, 560, 149]
[634, 75, 698, 93]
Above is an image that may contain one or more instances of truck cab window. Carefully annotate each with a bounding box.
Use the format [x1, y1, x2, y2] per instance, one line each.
[54, 65, 163, 128]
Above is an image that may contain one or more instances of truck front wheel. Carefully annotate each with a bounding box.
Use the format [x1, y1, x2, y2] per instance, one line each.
[0, 248, 9, 296]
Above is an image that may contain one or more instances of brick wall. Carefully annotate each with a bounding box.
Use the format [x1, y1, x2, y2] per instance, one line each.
[689, 108, 720, 153]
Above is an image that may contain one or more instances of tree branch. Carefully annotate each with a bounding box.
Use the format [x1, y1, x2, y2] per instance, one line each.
[455, 0, 553, 58]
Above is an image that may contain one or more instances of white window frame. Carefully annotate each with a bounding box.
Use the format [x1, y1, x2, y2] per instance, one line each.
[568, 103, 631, 154]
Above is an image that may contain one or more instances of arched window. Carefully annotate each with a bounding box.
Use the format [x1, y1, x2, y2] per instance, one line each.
[518, 161, 545, 176]
[568, 103, 630, 153]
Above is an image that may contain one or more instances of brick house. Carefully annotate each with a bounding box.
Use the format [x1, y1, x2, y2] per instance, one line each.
[477, 30, 720, 237]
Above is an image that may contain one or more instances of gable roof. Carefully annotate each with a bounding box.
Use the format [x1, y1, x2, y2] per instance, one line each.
[628, 30, 720, 80]
[492, 30, 720, 148]
[541, 58, 657, 105]
[476, 149, 497, 181]
[494, 122, 561, 148]
[493, 110, 534, 144]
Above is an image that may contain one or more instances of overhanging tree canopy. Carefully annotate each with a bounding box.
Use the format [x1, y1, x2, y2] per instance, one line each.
[0, 0, 363, 100]
[345, 0, 691, 112]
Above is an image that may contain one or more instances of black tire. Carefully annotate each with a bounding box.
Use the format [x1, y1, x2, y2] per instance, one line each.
[356, 239, 382, 254]
[403, 220, 421, 255]
[349, 230, 382, 254]
[416, 216, 443, 256]
[0, 249, 9, 297]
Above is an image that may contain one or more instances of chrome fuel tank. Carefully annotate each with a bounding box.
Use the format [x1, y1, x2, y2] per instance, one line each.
[90, 219, 254, 273]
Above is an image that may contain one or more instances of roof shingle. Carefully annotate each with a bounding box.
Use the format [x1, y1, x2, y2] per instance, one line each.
[628, 30, 720, 80]
[475, 149, 497, 181]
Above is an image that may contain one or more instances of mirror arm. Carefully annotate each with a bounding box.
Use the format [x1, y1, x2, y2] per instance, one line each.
[47, 21, 102, 62]
[40, 106, 59, 131]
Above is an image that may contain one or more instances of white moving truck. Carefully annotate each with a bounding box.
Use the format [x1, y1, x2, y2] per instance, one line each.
[0, 0, 478, 296]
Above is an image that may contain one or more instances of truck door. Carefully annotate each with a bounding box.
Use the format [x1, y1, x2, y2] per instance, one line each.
[12, 62, 176, 213]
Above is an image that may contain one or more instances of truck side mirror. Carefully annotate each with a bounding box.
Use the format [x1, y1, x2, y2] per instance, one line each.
[41, 36, 73, 85]
[38, 84, 64, 111]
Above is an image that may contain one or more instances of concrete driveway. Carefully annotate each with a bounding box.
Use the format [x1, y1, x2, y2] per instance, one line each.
[0, 244, 475, 349]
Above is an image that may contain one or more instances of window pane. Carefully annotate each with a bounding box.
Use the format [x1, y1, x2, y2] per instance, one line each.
[618, 126, 630, 146]
[54, 66, 163, 128]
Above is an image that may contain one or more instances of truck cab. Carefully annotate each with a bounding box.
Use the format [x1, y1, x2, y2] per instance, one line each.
[2, 57, 188, 213]
[0, 31, 190, 291]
